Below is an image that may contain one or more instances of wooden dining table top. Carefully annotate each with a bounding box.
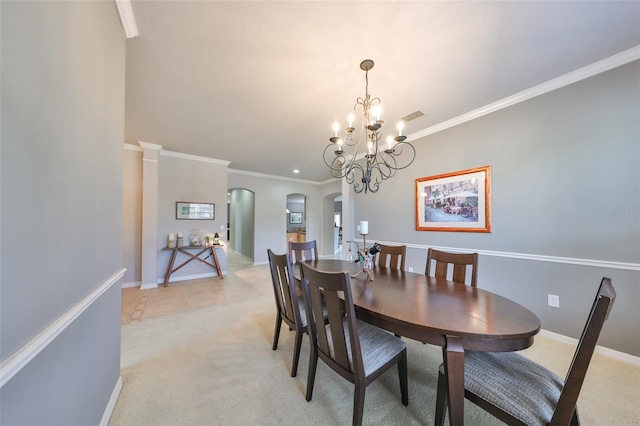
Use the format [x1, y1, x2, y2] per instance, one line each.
[299, 259, 541, 350]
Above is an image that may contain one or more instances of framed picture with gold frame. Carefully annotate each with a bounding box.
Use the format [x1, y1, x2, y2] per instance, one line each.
[415, 165, 491, 232]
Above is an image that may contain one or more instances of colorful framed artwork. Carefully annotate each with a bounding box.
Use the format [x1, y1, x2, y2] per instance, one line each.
[415, 165, 491, 232]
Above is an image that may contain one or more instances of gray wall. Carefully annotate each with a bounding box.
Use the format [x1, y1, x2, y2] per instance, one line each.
[1, 1, 125, 424]
[354, 61, 640, 356]
[123, 148, 143, 284]
[228, 172, 323, 263]
[122, 149, 229, 285]
[157, 154, 228, 281]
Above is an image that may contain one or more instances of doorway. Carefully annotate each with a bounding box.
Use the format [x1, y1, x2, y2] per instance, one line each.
[227, 188, 255, 263]
[286, 193, 306, 247]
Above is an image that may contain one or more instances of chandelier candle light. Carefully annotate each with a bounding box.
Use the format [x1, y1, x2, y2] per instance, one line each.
[324, 59, 416, 194]
[351, 220, 376, 281]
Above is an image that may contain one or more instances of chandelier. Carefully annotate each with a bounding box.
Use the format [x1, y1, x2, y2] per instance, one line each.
[323, 59, 416, 194]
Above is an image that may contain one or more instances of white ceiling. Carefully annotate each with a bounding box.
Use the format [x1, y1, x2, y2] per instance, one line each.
[124, 1, 640, 182]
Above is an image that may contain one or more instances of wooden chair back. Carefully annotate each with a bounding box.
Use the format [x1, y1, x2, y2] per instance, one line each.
[300, 262, 409, 425]
[426, 248, 478, 287]
[300, 262, 363, 379]
[377, 244, 406, 270]
[435, 277, 616, 426]
[551, 277, 616, 424]
[267, 249, 302, 329]
[289, 240, 318, 263]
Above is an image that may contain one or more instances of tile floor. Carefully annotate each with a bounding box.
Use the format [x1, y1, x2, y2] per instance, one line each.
[121, 249, 256, 325]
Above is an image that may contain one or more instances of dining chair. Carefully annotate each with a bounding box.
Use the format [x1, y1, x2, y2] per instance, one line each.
[267, 249, 309, 377]
[376, 244, 406, 270]
[289, 240, 318, 263]
[434, 277, 616, 426]
[425, 248, 478, 287]
[300, 262, 409, 426]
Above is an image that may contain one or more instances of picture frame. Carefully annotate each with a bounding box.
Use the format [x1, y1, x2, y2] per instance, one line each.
[416, 165, 491, 232]
[176, 202, 215, 220]
[289, 212, 303, 224]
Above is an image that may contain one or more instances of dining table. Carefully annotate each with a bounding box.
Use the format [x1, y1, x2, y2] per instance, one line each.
[297, 259, 541, 426]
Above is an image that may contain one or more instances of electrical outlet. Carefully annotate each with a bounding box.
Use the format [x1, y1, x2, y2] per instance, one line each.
[408, 267, 414, 272]
[548, 294, 560, 308]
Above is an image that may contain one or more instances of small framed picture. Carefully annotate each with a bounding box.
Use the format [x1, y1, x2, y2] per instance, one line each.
[176, 202, 215, 220]
[416, 166, 491, 232]
[289, 212, 303, 224]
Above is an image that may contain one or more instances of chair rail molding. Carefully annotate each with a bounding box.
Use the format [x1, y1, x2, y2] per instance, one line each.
[0, 268, 126, 388]
[372, 240, 640, 272]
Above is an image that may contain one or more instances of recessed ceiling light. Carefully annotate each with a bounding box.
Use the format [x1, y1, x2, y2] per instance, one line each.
[293, 169, 300, 174]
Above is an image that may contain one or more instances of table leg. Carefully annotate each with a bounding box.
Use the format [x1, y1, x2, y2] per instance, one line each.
[163, 249, 178, 287]
[444, 336, 465, 426]
[210, 247, 223, 279]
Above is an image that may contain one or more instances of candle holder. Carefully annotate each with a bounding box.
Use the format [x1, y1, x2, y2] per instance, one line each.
[349, 234, 379, 282]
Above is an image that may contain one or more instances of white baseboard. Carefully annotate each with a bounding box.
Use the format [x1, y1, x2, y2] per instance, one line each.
[155, 271, 226, 285]
[121, 281, 141, 289]
[539, 329, 640, 367]
[100, 376, 123, 426]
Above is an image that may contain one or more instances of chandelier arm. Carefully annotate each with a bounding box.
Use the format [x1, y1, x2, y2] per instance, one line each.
[386, 142, 417, 170]
[345, 162, 367, 194]
[373, 159, 395, 180]
[323, 146, 348, 176]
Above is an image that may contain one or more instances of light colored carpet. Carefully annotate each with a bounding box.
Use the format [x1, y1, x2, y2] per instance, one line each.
[110, 265, 640, 425]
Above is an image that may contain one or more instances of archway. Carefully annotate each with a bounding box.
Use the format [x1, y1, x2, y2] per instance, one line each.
[322, 192, 342, 257]
[286, 193, 307, 248]
[227, 188, 255, 263]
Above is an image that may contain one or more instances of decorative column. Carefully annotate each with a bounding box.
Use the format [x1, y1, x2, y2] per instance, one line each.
[341, 176, 355, 258]
[139, 141, 162, 289]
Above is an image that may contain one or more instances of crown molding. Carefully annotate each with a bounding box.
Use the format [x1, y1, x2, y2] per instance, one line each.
[115, 0, 138, 39]
[125, 142, 230, 165]
[124, 143, 142, 152]
[228, 168, 321, 185]
[408, 45, 640, 142]
[138, 141, 162, 151]
[161, 150, 230, 166]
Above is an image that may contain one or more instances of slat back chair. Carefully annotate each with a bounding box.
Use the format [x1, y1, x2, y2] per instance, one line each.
[377, 244, 406, 270]
[435, 277, 616, 426]
[289, 240, 318, 263]
[426, 248, 478, 287]
[300, 262, 409, 426]
[267, 249, 307, 377]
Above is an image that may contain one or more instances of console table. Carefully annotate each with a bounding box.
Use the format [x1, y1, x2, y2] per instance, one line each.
[163, 245, 223, 286]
